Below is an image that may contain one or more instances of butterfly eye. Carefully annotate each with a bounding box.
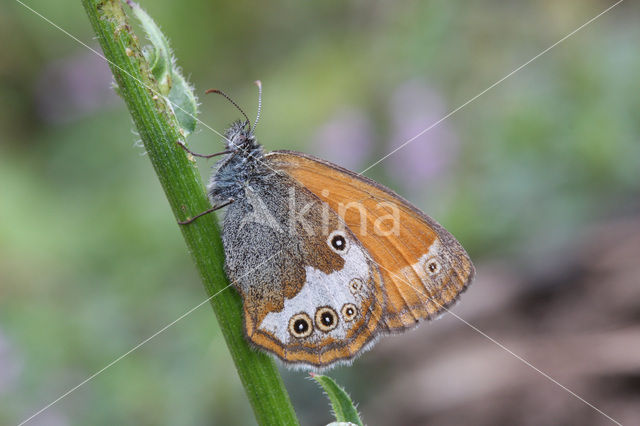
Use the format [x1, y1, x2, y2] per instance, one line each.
[288, 313, 313, 338]
[424, 258, 441, 276]
[315, 307, 339, 332]
[341, 303, 358, 322]
[327, 231, 349, 254]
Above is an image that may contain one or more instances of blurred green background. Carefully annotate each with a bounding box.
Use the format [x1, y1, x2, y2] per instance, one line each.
[1, 1, 639, 425]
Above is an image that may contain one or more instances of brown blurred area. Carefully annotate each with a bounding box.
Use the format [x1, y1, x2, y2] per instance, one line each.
[361, 216, 640, 425]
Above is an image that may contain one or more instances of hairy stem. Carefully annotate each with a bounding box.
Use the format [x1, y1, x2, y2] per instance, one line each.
[81, 1, 298, 424]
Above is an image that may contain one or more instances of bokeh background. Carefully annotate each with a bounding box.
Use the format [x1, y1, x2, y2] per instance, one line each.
[2, 0, 639, 425]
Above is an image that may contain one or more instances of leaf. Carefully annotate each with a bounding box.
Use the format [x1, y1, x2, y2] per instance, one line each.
[127, 0, 198, 136]
[128, 0, 172, 93]
[168, 70, 198, 136]
[311, 373, 364, 426]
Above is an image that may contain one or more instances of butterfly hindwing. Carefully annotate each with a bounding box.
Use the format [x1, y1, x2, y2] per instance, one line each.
[221, 170, 385, 367]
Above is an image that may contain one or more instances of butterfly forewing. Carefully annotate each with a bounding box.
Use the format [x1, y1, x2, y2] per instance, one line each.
[266, 151, 475, 331]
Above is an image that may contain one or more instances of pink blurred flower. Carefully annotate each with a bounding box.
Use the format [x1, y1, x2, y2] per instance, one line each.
[35, 50, 118, 123]
[386, 80, 460, 189]
[312, 107, 374, 170]
[0, 330, 20, 395]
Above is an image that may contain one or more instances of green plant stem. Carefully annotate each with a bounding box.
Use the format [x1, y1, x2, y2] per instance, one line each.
[81, 1, 298, 424]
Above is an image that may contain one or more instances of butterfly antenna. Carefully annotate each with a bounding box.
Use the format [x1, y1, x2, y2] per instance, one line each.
[250, 80, 262, 134]
[205, 88, 250, 126]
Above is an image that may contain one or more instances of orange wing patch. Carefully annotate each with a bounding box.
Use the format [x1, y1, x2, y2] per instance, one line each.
[266, 151, 475, 330]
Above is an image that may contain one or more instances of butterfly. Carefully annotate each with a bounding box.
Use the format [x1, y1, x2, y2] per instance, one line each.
[180, 83, 475, 369]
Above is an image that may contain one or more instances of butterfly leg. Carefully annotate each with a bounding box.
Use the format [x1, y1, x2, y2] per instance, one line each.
[178, 199, 234, 225]
[176, 140, 232, 159]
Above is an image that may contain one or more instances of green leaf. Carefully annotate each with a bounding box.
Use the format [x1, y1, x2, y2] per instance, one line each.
[168, 71, 198, 136]
[312, 374, 364, 426]
[126, 0, 198, 136]
[127, 0, 172, 92]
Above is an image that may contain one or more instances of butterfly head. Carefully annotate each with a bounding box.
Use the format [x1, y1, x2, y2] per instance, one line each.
[224, 119, 261, 154]
[209, 81, 264, 156]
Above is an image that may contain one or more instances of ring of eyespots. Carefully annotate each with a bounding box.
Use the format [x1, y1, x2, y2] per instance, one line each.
[424, 258, 441, 276]
[327, 231, 349, 254]
[288, 313, 313, 338]
[341, 303, 358, 322]
[315, 306, 339, 332]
